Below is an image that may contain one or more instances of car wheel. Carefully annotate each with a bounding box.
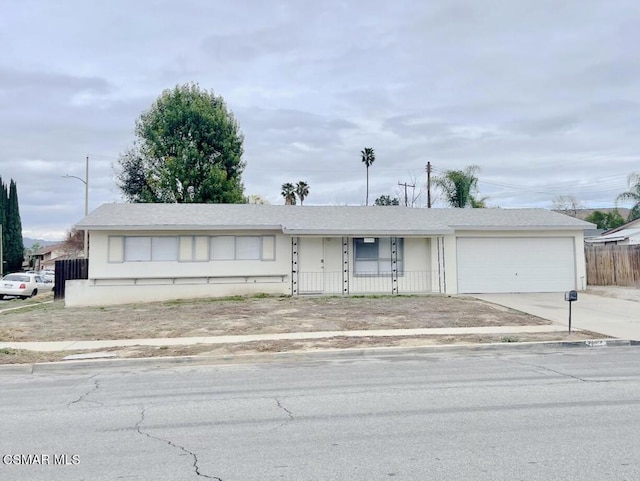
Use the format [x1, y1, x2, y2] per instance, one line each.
[20, 296, 28, 300]
[31, 289, 38, 297]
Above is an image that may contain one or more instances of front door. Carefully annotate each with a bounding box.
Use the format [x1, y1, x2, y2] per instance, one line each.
[322, 238, 343, 294]
[298, 238, 324, 293]
[297, 237, 344, 294]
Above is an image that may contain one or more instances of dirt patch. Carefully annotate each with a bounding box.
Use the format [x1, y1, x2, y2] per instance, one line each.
[0, 294, 551, 342]
[0, 330, 607, 364]
[1, 294, 609, 365]
[587, 286, 640, 303]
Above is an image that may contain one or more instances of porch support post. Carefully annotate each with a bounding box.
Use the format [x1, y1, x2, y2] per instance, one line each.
[291, 237, 299, 295]
[391, 237, 399, 295]
[342, 237, 349, 295]
[437, 236, 447, 294]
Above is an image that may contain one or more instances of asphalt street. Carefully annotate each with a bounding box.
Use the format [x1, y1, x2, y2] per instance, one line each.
[1, 347, 639, 480]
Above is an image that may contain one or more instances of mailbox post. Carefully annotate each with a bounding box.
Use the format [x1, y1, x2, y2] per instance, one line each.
[564, 290, 578, 333]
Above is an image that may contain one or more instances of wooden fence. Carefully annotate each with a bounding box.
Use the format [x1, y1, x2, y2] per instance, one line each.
[585, 244, 640, 286]
[54, 258, 89, 300]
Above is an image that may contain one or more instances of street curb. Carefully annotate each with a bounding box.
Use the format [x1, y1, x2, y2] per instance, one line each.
[1, 338, 638, 374]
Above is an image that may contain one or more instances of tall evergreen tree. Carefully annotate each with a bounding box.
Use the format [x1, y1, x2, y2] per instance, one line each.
[5, 180, 24, 272]
[0, 178, 5, 274]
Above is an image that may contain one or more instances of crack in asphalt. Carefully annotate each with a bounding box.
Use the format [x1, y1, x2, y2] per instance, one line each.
[504, 359, 613, 383]
[269, 397, 295, 432]
[68, 377, 102, 407]
[135, 407, 221, 480]
[275, 397, 294, 420]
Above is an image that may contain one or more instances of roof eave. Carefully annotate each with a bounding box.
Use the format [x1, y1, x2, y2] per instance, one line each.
[451, 225, 594, 231]
[79, 224, 285, 232]
[282, 228, 454, 236]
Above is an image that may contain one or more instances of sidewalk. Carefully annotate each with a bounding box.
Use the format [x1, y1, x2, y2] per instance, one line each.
[0, 325, 567, 352]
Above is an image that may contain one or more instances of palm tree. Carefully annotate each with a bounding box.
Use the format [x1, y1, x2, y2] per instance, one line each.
[617, 173, 640, 221]
[361, 147, 375, 206]
[434, 165, 486, 208]
[281, 183, 296, 205]
[295, 181, 309, 205]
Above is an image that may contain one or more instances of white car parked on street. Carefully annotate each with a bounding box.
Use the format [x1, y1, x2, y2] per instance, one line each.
[0, 273, 53, 300]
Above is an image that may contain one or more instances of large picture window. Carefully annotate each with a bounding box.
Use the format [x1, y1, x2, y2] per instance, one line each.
[210, 236, 265, 261]
[235, 236, 261, 260]
[210, 236, 235, 260]
[353, 237, 404, 275]
[124, 237, 178, 262]
[121, 235, 274, 262]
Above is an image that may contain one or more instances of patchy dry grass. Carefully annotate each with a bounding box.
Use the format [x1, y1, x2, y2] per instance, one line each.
[0, 294, 611, 365]
[0, 294, 551, 342]
[0, 330, 607, 364]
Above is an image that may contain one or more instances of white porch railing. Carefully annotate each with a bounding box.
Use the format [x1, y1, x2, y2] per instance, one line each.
[297, 271, 437, 295]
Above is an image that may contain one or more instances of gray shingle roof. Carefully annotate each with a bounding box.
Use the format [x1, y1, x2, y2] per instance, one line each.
[76, 203, 594, 235]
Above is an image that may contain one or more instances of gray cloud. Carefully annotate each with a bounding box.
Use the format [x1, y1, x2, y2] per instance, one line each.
[1, 0, 639, 237]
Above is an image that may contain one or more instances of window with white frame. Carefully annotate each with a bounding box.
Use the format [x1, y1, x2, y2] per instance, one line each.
[353, 237, 404, 275]
[235, 236, 261, 260]
[124, 236, 178, 262]
[151, 237, 178, 261]
[121, 235, 273, 262]
[210, 236, 235, 260]
[210, 236, 264, 261]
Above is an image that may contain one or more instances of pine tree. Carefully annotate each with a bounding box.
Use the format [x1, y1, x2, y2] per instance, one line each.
[5, 180, 24, 272]
[0, 178, 6, 274]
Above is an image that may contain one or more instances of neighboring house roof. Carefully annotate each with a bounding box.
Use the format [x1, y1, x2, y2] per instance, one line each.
[35, 243, 65, 256]
[584, 228, 605, 239]
[76, 204, 594, 236]
[585, 228, 640, 244]
[600, 216, 640, 236]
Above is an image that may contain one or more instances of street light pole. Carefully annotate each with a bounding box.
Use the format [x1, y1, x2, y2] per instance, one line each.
[63, 155, 89, 258]
[84, 154, 89, 218]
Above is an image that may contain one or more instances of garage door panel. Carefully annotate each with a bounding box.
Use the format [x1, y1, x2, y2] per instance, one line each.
[457, 237, 575, 293]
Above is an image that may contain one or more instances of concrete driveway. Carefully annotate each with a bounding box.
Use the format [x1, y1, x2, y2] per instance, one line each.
[473, 291, 640, 341]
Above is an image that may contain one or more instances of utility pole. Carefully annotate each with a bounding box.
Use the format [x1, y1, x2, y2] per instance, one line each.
[426, 161, 432, 208]
[63, 155, 89, 258]
[83, 155, 89, 258]
[398, 181, 415, 207]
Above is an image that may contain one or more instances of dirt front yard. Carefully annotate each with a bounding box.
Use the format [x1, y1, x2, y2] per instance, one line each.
[0, 293, 604, 364]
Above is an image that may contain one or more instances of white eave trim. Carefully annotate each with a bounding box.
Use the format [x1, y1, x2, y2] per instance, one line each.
[450, 225, 592, 231]
[281, 228, 454, 236]
[78, 224, 285, 231]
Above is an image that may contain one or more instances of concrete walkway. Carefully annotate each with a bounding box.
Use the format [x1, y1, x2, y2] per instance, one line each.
[0, 325, 566, 352]
[474, 292, 640, 340]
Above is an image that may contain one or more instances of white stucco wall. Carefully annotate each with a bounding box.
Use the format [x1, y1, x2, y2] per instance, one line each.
[66, 228, 588, 305]
[88, 230, 290, 278]
[65, 278, 290, 307]
[66, 230, 292, 306]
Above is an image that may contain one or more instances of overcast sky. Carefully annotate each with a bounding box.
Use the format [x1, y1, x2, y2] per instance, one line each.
[2, 0, 639, 240]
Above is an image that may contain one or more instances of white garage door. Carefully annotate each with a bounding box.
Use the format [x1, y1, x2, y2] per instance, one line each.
[456, 237, 576, 293]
